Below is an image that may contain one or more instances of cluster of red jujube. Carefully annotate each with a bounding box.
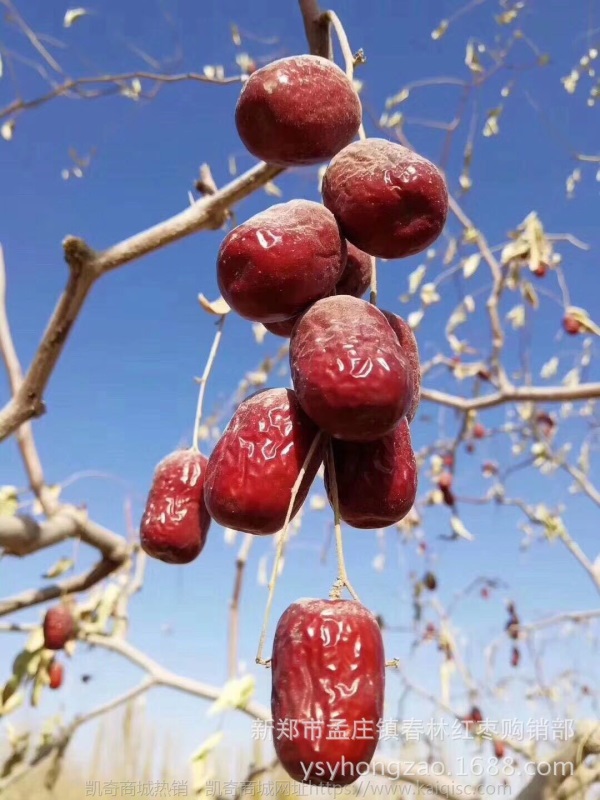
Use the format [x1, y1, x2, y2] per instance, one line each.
[137, 54, 448, 787]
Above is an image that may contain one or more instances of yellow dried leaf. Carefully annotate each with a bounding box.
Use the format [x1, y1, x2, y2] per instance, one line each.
[462, 253, 481, 279]
[451, 516, 474, 541]
[506, 304, 526, 329]
[63, 8, 88, 27]
[540, 357, 559, 379]
[408, 265, 427, 295]
[465, 41, 484, 73]
[431, 19, 449, 40]
[407, 310, 424, 330]
[483, 108, 502, 137]
[1, 120, 15, 141]
[198, 294, 230, 316]
[0, 486, 18, 517]
[42, 557, 74, 580]
[206, 675, 255, 716]
[420, 283, 440, 306]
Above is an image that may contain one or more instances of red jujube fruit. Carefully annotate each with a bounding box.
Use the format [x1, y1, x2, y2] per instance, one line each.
[140, 450, 212, 564]
[217, 200, 346, 324]
[43, 605, 76, 651]
[271, 598, 385, 787]
[48, 659, 64, 690]
[203, 388, 324, 534]
[325, 418, 418, 529]
[235, 55, 362, 167]
[290, 295, 414, 441]
[322, 138, 448, 259]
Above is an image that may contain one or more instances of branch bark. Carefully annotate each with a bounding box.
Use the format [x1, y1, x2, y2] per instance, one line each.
[0, 161, 284, 443]
[298, 0, 332, 58]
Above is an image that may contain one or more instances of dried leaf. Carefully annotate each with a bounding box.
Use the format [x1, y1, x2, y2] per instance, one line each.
[420, 283, 441, 306]
[506, 304, 526, 329]
[521, 282, 539, 309]
[450, 516, 474, 541]
[42, 557, 74, 580]
[230, 23, 241, 46]
[462, 253, 481, 279]
[1, 120, 15, 141]
[63, 8, 88, 27]
[198, 294, 230, 316]
[407, 310, 424, 330]
[257, 555, 268, 587]
[408, 265, 427, 295]
[431, 19, 449, 40]
[540, 357, 559, 379]
[0, 486, 18, 517]
[263, 181, 282, 198]
[0, 690, 24, 717]
[483, 108, 502, 137]
[372, 553, 385, 572]
[206, 675, 255, 716]
[465, 41, 484, 73]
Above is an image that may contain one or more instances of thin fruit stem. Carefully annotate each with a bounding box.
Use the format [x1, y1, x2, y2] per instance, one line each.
[369, 256, 378, 307]
[255, 431, 324, 666]
[191, 314, 226, 452]
[326, 443, 361, 602]
[325, 10, 366, 141]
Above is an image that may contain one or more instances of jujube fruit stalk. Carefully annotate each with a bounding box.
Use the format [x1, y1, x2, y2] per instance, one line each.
[322, 138, 448, 259]
[48, 659, 64, 690]
[325, 419, 417, 528]
[271, 598, 385, 787]
[203, 388, 324, 535]
[290, 295, 414, 441]
[139, 450, 212, 565]
[235, 55, 362, 166]
[43, 605, 76, 651]
[217, 200, 346, 323]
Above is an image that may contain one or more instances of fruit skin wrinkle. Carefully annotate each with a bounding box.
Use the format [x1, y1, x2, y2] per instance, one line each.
[271, 598, 385, 787]
[203, 388, 324, 535]
[290, 296, 414, 442]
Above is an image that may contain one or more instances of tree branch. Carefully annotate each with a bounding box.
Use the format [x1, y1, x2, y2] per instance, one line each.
[420, 382, 600, 413]
[0, 161, 284, 443]
[298, 0, 332, 58]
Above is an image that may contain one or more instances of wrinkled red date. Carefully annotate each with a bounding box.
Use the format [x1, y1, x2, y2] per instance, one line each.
[325, 418, 418, 529]
[271, 598, 385, 787]
[203, 388, 324, 535]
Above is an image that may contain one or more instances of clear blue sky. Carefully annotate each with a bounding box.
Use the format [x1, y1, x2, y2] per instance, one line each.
[0, 0, 599, 783]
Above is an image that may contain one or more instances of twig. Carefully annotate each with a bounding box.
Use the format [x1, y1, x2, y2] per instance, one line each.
[0, 161, 284, 443]
[0, 70, 244, 123]
[420, 382, 600, 412]
[298, 0, 332, 58]
[255, 432, 324, 666]
[326, 443, 360, 602]
[192, 315, 227, 452]
[228, 533, 254, 679]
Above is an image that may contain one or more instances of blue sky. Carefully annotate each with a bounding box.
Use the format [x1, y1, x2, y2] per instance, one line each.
[0, 0, 599, 783]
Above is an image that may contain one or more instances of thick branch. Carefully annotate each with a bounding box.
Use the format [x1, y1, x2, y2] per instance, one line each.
[0, 161, 283, 443]
[0, 556, 123, 617]
[298, 0, 332, 58]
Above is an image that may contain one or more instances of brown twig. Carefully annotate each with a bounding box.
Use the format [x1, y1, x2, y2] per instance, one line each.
[298, 0, 332, 58]
[228, 533, 254, 679]
[0, 161, 284, 442]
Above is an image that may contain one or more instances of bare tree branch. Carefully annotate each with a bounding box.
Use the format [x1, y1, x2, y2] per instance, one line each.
[298, 0, 332, 58]
[0, 161, 284, 442]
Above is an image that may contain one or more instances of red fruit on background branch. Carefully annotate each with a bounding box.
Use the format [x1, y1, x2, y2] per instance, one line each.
[204, 388, 324, 534]
[271, 599, 385, 787]
[290, 296, 415, 442]
[43, 605, 76, 651]
[563, 315, 582, 335]
[217, 200, 346, 323]
[235, 55, 362, 166]
[335, 243, 372, 299]
[322, 138, 449, 259]
[493, 740, 506, 759]
[437, 472, 455, 507]
[472, 422, 486, 440]
[324, 419, 418, 528]
[48, 660, 64, 690]
[140, 450, 211, 564]
[510, 646, 520, 668]
[381, 311, 421, 423]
